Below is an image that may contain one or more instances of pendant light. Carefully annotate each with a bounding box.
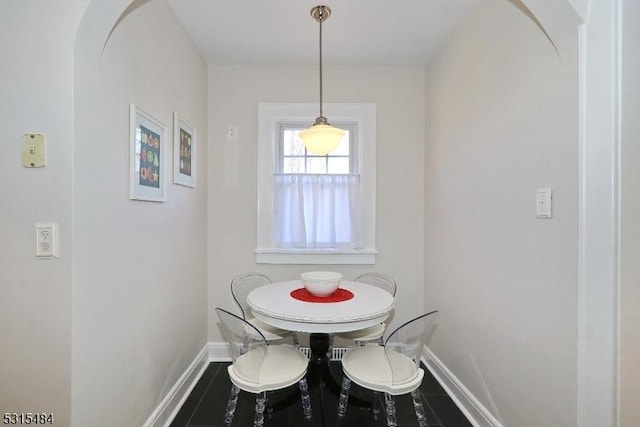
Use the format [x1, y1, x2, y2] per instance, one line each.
[299, 5, 345, 156]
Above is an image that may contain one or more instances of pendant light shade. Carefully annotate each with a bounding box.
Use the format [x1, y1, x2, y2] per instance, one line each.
[299, 120, 344, 156]
[300, 5, 345, 155]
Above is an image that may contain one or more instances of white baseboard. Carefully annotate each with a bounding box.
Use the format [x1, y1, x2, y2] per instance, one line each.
[421, 347, 503, 427]
[208, 341, 232, 361]
[143, 344, 210, 427]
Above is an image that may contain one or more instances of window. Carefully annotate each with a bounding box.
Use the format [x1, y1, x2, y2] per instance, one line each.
[256, 103, 376, 264]
[274, 124, 360, 250]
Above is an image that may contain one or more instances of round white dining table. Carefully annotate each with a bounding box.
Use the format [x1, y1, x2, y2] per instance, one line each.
[247, 279, 395, 334]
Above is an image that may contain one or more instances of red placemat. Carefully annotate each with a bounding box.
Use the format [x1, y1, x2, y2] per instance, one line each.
[290, 287, 354, 303]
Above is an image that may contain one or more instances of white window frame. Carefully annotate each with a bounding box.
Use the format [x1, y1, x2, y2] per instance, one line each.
[256, 102, 377, 264]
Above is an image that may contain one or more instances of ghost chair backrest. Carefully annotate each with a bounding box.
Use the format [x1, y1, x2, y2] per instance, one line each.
[230, 272, 272, 320]
[215, 307, 268, 384]
[383, 310, 439, 382]
[354, 272, 397, 297]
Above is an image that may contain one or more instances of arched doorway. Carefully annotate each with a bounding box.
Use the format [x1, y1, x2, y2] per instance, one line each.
[72, 1, 617, 426]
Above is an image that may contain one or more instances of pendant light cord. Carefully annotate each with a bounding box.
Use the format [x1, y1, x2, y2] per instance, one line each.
[318, 10, 324, 119]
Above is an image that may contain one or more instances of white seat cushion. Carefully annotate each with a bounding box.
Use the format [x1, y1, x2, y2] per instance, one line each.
[341, 344, 424, 395]
[229, 345, 308, 393]
[337, 323, 386, 342]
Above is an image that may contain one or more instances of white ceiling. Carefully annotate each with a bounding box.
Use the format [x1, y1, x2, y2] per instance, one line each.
[167, 0, 479, 66]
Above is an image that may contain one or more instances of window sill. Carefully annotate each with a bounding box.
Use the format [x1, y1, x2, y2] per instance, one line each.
[255, 249, 377, 265]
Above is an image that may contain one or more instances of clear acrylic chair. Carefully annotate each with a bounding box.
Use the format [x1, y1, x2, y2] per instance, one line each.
[337, 272, 398, 344]
[354, 272, 397, 296]
[230, 272, 297, 344]
[215, 307, 312, 427]
[337, 311, 439, 427]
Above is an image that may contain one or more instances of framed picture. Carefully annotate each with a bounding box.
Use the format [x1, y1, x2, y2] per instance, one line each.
[173, 113, 196, 187]
[129, 104, 166, 202]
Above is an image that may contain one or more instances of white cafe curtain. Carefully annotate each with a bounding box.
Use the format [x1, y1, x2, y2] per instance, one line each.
[273, 174, 363, 249]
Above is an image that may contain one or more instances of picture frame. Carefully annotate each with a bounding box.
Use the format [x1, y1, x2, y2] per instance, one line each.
[129, 104, 167, 202]
[173, 113, 196, 187]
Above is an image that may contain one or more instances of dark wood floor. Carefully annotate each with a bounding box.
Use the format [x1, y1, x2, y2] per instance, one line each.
[170, 359, 473, 427]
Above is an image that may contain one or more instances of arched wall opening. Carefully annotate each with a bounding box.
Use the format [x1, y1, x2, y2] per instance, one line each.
[71, 1, 615, 427]
[73, 0, 209, 425]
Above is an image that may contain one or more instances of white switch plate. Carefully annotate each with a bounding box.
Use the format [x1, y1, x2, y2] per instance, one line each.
[22, 133, 47, 167]
[35, 222, 59, 258]
[536, 188, 552, 219]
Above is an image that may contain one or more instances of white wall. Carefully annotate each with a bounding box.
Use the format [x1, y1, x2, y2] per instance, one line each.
[0, 2, 87, 425]
[72, 1, 208, 425]
[207, 65, 426, 341]
[423, 1, 578, 426]
[619, 0, 640, 424]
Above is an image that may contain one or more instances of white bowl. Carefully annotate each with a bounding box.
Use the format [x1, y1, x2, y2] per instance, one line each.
[301, 271, 343, 297]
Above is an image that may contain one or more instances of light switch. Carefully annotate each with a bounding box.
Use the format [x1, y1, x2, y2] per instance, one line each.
[22, 133, 46, 167]
[536, 188, 552, 219]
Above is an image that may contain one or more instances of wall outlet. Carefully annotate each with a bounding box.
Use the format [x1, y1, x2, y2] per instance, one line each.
[35, 222, 59, 258]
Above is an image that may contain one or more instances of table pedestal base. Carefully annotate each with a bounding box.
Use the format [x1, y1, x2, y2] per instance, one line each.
[309, 332, 331, 364]
[308, 333, 372, 407]
[307, 333, 339, 392]
[269, 333, 373, 419]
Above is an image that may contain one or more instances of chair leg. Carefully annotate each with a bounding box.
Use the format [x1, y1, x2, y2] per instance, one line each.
[265, 392, 273, 417]
[337, 376, 352, 419]
[292, 332, 301, 349]
[254, 391, 267, 427]
[372, 391, 383, 420]
[298, 378, 313, 421]
[384, 393, 398, 427]
[223, 384, 240, 427]
[411, 389, 429, 427]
